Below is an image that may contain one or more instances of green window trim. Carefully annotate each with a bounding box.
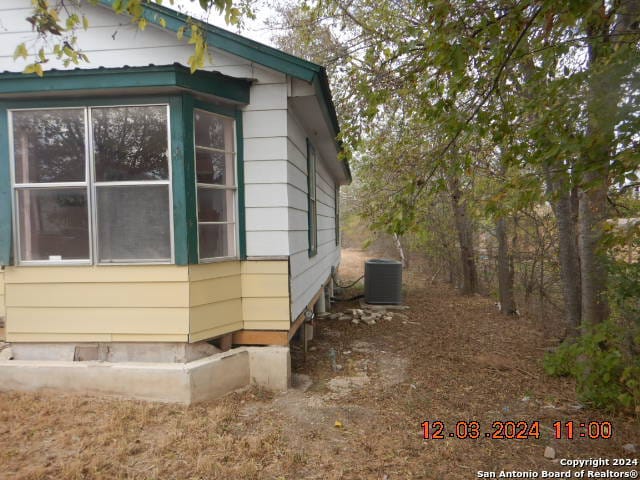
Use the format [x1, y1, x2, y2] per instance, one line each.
[0, 91, 246, 266]
[0, 108, 11, 265]
[307, 138, 318, 257]
[0, 65, 250, 105]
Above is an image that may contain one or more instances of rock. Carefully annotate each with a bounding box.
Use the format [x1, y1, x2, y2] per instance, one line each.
[343, 350, 352, 355]
[351, 319, 360, 325]
[334, 364, 343, 371]
[316, 312, 331, 319]
[393, 313, 409, 320]
[544, 446, 556, 459]
[0, 347, 13, 361]
[383, 315, 393, 321]
[292, 373, 313, 392]
[329, 313, 340, 320]
[362, 318, 376, 326]
[309, 346, 317, 352]
[338, 315, 351, 321]
[622, 443, 637, 454]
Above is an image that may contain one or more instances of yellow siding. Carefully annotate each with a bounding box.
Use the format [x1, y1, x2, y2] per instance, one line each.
[243, 297, 290, 320]
[189, 261, 240, 281]
[241, 260, 290, 331]
[6, 282, 189, 308]
[4, 265, 191, 343]
[4, 265, 190, 284]
[8, 333, 188, 343]
[241, 261, 288, 275]
[190, 275, 241, 307]
[4, 260, 291, 343]
[190, 299, 242, 333]
[8, 307, 189, 334]
[241, 273, 289, 297]
[187, 263, 242, 341]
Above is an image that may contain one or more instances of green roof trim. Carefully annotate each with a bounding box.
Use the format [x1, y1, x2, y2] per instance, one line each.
[0, 64, 251, 104]
[97, 0, 345, 139]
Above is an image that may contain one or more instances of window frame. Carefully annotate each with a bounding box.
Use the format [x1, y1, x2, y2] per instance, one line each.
[8, 103, 175, 266]
[307, 138, 318, 257]
[335, 185, 340, 247]
[193, 107, 239, 263]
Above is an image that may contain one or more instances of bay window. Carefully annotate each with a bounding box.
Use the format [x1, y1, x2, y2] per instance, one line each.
[11, 104, 172, 265]
[194, 109, 237, 260]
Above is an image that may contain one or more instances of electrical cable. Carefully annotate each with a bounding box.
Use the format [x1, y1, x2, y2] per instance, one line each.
[330, 294, 364, 302]
[331, 273, 364, 289]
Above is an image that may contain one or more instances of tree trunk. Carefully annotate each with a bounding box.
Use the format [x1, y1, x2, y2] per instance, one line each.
[496, 215, 517, 315]
[545, 167, 582, 333]
[393, 233, 409, 269]
[449, 176, 478, 294]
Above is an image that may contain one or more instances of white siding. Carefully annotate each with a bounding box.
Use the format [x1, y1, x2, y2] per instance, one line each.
[286, 110, 340, 320]
[242, 84, 290, 257]
[0, 1, 285, 84]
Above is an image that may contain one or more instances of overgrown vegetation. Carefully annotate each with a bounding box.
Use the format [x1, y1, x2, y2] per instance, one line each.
[268, 0, 640, 412]
[545, 261, 640, 412]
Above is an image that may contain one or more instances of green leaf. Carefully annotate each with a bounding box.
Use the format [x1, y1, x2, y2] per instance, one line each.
[13, 43, 28, 60]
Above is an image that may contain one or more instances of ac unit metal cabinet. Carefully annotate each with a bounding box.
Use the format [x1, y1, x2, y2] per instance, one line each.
[364, 259, 403, 304]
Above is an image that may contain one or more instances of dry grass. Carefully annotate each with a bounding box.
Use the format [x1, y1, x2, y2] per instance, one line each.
[0, 248, 638, 479]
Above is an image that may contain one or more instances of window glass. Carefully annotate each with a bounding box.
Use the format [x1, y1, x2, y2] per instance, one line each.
[12, 109, 86, 183]
[194, 109, 237, 260]
[11, 104, 172, 265]
[195, 149, 228, 185]
[92, 105, 169, 181]
[96, 185, 171, 262]
[199, 224, 235, 259]
[17, 188, 89, 261]
[194, 111, 233, 150]
[197, 188, 234, 222]
[307, 141, 318, 255]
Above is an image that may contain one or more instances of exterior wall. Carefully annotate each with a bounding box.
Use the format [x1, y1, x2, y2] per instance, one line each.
[243, 84, 291, 257]
[0, 1, 284, 84]
[241, 261, 290, 330]
[0, 0, 342, 330]
[4, 266, 191, 343]
[3, 261, 289, 343]
[286, 110, 340, 320]
[188, 262, 242, 343]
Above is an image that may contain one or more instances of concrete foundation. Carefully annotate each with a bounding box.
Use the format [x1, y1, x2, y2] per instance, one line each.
[11, 341, 221, 363]
[0, 345, 290, 404]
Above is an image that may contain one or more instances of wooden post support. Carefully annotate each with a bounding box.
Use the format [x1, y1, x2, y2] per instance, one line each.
[219, 333, 233, 352]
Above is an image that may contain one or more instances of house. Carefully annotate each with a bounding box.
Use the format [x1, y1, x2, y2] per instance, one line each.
[0, 0, 350, 402]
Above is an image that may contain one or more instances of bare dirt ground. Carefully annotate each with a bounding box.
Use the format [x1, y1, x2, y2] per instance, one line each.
[0, 248, 638, 479]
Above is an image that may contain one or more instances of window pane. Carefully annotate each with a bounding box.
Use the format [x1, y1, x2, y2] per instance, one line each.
[194, 110, 234, 150]
[12, 109, 86, 184]
[17, 188, 89, 261]
[199, 223, 235, 259]
[97, 185, 171, 262]
[93, 105, 168, 181]
[196, 149, 233, 185]
[198, 187, 234, 222]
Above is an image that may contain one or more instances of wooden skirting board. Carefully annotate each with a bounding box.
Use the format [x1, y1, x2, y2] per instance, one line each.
[232, 330, 289, 346]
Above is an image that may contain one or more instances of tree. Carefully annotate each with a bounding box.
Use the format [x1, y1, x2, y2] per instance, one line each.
[285, 0, 639, 325]
[14, 0, 254, 76]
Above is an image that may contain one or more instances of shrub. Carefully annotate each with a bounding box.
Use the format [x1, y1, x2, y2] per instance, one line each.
[544, 261, 640, 413]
